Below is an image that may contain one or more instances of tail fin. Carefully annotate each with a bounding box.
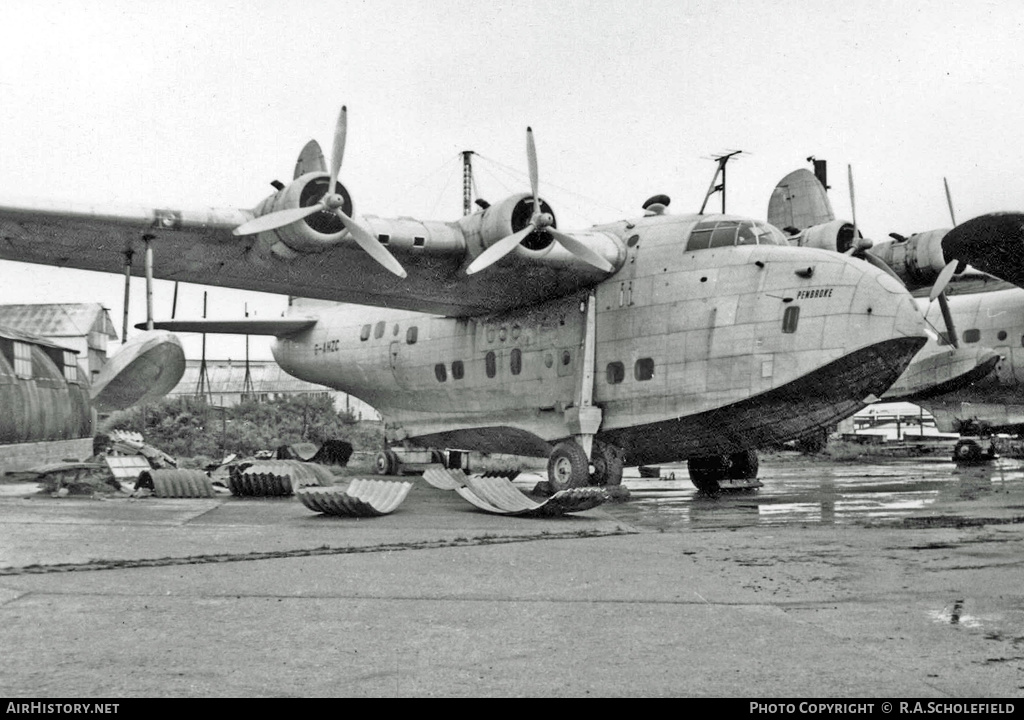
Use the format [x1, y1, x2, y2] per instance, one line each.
[768, 168, 835, 233]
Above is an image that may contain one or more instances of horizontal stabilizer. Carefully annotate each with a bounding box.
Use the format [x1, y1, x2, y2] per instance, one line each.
[136, 318, 317, 336]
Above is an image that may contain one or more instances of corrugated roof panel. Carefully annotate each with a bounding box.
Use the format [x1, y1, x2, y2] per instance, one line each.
[0, 304, 115, 338]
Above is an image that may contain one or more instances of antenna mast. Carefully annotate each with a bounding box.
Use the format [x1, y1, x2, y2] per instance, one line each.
[700, 150, 745, 214]
[462, 150, 475, 216]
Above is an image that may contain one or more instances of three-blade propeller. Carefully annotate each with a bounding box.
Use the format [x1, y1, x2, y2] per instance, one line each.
[233, 106, 407, 279]
[466, 128, 614, 275]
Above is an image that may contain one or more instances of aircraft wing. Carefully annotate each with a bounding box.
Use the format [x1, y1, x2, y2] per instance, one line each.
[0, 196, 623, 318]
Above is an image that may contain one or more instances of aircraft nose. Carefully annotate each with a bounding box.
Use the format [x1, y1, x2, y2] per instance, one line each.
[850, 260, 927, 349]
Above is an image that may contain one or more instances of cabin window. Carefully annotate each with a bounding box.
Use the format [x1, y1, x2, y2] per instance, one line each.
[393, 324, 400, 336]
[634, 357, 655, 381]
[378, 234, 390, 245]
[606, 361, 625, 384]
[434, 363, 447, 382]
[63, 351, 78, 383]
[360, 324, 371, 341]
[413, 236, 425, 247]
[963, 329, 980, 344]
[452, 360, 465, 380]
[485, 351, 496, 378]
[544, 353, 554, 369]
[562, 350, 572, 366]
[510, 348, 522, 376]
[938, 332, 951, 346]
[736, 225, 758, 245]
[406, 326, 418, 344]
[709, 224, 738, 248]
[686, 228, 713, 251]
[782, 306, 800, 334]
[374, 321, 385, 339]
[998, 330, 1007, 341]
[13, 342, 32, 379]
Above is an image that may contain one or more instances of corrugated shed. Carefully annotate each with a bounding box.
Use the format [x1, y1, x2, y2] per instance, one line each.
[0, 304, 117, 340]
[0, 334, 92, 444]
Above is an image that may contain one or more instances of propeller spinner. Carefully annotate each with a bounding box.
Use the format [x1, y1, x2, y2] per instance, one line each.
[234, 106, 407, 279]
[466, 128, 614, 275]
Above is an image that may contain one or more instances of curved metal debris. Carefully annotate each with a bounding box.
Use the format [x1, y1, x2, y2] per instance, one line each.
[296, 479, 413, 517]
[425, 470, 609, 516]
[229, 460, 332, 497]
[143, 469, 216, 498]
[421, 467, 468, 490]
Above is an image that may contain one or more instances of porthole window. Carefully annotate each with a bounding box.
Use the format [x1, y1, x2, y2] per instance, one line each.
[406, 326, 418, 344]
[510, 348, 522, 376]
[360, 324, 371, 341]
[634, 357, 655, 381]
[562, 350, 572, 366]
[452, 360, 465, 380]
[374, 321, 385, 339]
[485, 351, 496, 378]
[434, 364, 447, 382]
[606, 361, 625, 385]
[782, 305, 800, 334]
[998, 330, 1008, 341]
[963, 328, 980, 344]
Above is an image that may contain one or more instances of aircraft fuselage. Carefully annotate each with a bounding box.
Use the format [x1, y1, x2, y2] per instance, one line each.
[273, 213, 925, 465]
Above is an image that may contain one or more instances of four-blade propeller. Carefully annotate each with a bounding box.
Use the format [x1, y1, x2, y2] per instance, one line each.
[466, 128, 614, 275]
[233, 106, 407, 279]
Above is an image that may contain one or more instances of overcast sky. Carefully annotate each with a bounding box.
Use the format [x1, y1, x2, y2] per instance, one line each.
[1, 0, 1023, 360]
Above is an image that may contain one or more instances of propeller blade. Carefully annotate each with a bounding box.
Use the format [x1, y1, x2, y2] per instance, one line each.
[936, 292, 960, 348]
[929, 260, 959, 303]
[329, 105, 347, 191]
[526, 127, 539, 207]
[847, 164, 858, 248]
[233, 203, 325, 236]
[335, 210, 407, 278]
[944, 177, 957, 226]
[548, 228, 615, 272]
[862, 250, 905, 286]
[466, 225, 534, 275]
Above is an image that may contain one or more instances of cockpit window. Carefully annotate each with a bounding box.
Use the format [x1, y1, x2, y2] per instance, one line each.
[685, 220, 789, 251]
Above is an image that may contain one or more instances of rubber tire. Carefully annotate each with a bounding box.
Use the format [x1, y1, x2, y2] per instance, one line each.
[687, 455, 728, 493]
[953, 439, 983, 462]
[589, 441, 624, 487]
[727, 449, 759, 480]
[375, 450, 398, 475]
[547, 441, 591, 492]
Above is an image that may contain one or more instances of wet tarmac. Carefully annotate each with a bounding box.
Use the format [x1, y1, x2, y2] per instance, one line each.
[1, 454, 1022, 698]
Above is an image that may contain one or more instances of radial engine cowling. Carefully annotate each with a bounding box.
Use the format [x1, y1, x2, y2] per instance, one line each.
[793, 219, 861, 253]
[869, 229, 951, 289]
[477, 193, 557, 252]
[250, 172, 352, 254]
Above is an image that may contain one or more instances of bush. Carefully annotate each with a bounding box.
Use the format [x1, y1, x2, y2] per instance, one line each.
[101, 395, 384, 459]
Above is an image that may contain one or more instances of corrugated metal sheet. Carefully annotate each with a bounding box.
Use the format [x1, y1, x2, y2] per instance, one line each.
[0, 304, 116, 339]
[141, 469, 215, 498]
[428, 471, 609, 517]
[228, 460, 332, 496]
[0, 341, 91, 444]
[296, 480, 412, 516]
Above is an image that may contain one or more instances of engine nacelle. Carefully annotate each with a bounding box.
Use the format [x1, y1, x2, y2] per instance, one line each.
[869, 229, 951, 289]
[251, 171, 352, 254]
[790, 219, 861, 253]
[477, 192, 557, 252]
